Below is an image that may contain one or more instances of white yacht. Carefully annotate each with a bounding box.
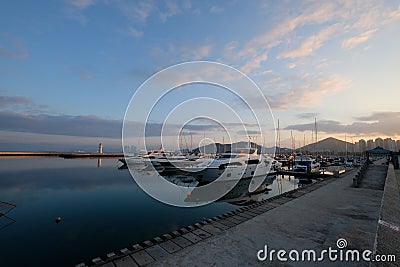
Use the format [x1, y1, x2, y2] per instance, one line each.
[293, 156, 320, 174]
[153, 155, 206, 174]
[262, 155, 283, 171]
[184, 151, 274, 184]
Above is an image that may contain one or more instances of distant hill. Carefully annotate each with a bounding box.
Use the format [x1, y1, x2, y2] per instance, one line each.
[192, 141, 262, 154]
[192, 137, 355, 155]
[299, 137, 355, 153]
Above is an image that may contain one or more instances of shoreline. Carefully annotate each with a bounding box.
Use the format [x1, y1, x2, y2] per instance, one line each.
[0, 151, 123, 158]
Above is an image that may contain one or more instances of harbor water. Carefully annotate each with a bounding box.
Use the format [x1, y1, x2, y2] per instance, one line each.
[0, 157, 301, 267]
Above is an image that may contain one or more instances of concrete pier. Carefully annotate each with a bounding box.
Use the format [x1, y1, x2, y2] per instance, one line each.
[0, 151, 123, 158]
[83, 160, 399, 267]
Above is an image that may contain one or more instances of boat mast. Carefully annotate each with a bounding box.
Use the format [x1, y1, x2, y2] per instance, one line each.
[291, 130, 295, 155]
[277, 119, 281, 155]
[314, 117, 318, 155]
[190, 133, 193, 152]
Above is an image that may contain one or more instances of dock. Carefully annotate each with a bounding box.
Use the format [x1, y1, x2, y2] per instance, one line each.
[77, 158, 399, 266]
[0, 151, 123, 158]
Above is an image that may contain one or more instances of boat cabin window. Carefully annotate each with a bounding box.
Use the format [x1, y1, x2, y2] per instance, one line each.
[245, 159, 259, 164]
[218, 154, 234, 159]
[297, 161, 309, 166]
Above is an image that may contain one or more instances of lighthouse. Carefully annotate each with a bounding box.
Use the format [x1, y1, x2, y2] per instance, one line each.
[98, 143, 103, 154]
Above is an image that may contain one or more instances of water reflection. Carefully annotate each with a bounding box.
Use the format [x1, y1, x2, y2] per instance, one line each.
[0, 201, 16, 231]
[0, 160, 131, 192]
[0, 158, 302, 267]
[97, 158, 102, 168]
[186, 175, 277, 205]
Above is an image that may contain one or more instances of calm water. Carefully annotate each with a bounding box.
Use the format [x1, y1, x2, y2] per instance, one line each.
[0, 158, 299, 267]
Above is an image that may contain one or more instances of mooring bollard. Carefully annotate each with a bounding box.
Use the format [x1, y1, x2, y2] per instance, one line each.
[333, 170, 340, 178]
[353, 177, 358, 187]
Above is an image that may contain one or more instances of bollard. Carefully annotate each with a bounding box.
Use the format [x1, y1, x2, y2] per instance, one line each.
[333, 170, 340, 178]
[353, 177, 358, 187]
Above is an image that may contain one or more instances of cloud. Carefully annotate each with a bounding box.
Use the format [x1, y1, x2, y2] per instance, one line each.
[296, 113, 320, 119]
[117, 0, 156, 23]
[0, 96, 32, 108]
[63, 0, 98, 24]
[285, 112, 400, 137]
[159, 0, 181, 22]
[127, 26, 143, 38]
[219, 1, 400, 75]
[0, 95, 47, 112]
[354, 111, 400, 122]
[237, 2, 339, 60]
[241, 54, 268, 74]
[65, 0, 97, 9]
[341, 29, 378, 50]
[236, 130, 261, 135]
[73, 68, 92, 81]
[266, 74, 351, 110]
[287, 63, 296, 69]
[0, 34, 29, 60]
[278, 24, 339, 59]
[210, 5, 223, 14]
[0, 111, 122, 138]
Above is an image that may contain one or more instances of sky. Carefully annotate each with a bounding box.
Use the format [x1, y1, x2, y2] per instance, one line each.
[1, 0, 400, 151]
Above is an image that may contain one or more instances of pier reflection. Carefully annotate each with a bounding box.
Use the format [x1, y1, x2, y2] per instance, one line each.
[0, 201, 16, 231]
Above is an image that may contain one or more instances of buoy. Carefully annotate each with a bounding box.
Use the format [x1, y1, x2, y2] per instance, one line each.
[55, 217, 61, 223]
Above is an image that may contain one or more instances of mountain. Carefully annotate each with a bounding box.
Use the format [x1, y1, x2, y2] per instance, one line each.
[193, 141, 262, 154]
[298, 137, 355, 153]
[192, 137, 355, 155]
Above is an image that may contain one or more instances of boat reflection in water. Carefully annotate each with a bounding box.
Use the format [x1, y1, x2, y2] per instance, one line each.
[178, 174, 276, 206]
[214, 175, 276, 206]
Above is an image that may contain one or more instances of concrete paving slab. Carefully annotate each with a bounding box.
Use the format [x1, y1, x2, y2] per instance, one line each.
[182, 232, 203, 243]
[192, 228, 212, 239]
[114, 256, 138, 267]
[145, 245, 169, 260]
[240, 211, 258, 218]
[199, 224, 223, 235]
[230, 215, 247, 222]
[217, 219, 237, 227]
[235, 212, 254, 219]
[99, 262, 115, 267]
[224, 216, 243, 224]
[171, 236, 193, 248]
[210, 222, 230, 230]
[131, 251, 154, 266]
[159, 240, 181, 254]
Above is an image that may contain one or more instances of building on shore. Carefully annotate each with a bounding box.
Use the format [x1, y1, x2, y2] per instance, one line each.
[383, 138, 396, 151]
[375, 138, 384, 148]
[358, 139, 366, 153]
[367, 139, 374, 150]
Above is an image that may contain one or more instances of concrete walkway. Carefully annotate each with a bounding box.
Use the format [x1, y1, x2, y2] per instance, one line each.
[146, 164, 386, 266]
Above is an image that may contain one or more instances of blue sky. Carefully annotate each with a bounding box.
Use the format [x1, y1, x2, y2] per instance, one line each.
[1, 0, 400, 151]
